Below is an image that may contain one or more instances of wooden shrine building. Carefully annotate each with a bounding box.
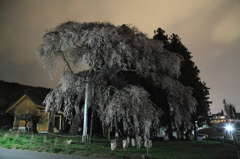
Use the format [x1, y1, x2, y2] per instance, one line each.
[5, 93, 66, 133]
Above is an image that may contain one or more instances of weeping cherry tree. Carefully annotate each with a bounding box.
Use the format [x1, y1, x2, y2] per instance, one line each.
[36, 21, 197, 143]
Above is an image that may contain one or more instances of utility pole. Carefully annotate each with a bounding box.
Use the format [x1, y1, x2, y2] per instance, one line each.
[82, 77, 88, 142]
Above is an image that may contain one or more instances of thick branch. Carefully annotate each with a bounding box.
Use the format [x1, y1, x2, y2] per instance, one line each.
[109, 68, 137, 80]
[59, 50, 74, 74]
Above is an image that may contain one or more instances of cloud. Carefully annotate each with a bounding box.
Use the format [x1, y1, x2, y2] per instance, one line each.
[0, 0, 240, 113]
[211, 15, 240, 44]
[209, 0, 240, 44]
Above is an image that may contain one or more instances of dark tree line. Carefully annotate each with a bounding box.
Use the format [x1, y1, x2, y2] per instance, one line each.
[153, 28, 211, 140]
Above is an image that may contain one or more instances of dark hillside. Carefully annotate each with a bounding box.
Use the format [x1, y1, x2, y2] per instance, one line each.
[0, 80, 51, 128]
[0, 80, 51, 112]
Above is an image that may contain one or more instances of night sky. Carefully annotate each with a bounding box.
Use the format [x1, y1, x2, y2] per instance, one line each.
[0, 0, 239, 114]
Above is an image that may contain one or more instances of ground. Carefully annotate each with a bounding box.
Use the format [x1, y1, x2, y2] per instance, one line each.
[0, 130, 239, 159]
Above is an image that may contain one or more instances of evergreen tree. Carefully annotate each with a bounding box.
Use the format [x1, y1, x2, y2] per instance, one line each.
[154, 28, 211, 140]
[168, 34, 211, 140]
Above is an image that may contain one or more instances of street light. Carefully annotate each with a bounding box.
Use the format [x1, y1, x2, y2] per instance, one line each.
[225, 124, 234, 142]
[226, 124, 233, 132]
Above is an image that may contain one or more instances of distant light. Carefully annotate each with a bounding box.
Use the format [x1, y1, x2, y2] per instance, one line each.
[226, 125, 233, 131]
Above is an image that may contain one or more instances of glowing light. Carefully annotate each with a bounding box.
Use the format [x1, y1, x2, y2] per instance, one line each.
[226, 125, 233, 131]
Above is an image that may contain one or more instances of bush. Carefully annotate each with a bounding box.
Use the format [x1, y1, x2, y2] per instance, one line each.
[3, 143, 12, 149]
[0, 138, 7, 144]
[51, 147, 63, 153]
[15, 145, 22, 149]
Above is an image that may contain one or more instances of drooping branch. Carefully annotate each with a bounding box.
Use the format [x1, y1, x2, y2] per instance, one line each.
[37, 21, 197, 141]
[36, 21, 182, 80]
[103, 85, 162, 142]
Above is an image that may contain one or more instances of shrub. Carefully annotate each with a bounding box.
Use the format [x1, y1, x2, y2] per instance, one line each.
[51, 147, 62, 153]
[3, 143, 12, 149]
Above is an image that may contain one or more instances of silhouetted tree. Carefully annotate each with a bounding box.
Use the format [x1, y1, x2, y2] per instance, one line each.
[224, 99, 237, 120]
[154, 28, 211, 140]
[168, 34, 211, 140]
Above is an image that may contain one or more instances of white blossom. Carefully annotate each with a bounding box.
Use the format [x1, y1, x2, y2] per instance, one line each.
[36, 21, 197, 141]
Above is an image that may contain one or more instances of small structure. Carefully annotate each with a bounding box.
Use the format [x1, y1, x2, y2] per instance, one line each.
[122, 139, 128, 149]
[197, 134, 208, 141]
[210, 111, 227, 124]
[131, 138, 136, 146]
[111, 140, 117, 151]
[5, 93, 66, 133]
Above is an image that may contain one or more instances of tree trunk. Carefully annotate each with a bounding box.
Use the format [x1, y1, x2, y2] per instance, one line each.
[107, 127, 110, 141]
[102, 121, 106, 136]
[185, 130, 191, 140]
[82, 79, 89, 142]
[32, 117, 39, 133]
[167, 116, 174, 140]
[25, 120, 29, 133]
[114, 116, 118, 138]
[69, 114, 81, 135]
[89, 108, 94, 144]
[48, 111, 55, 133]
[69, 88, 84, 135]
[193, 120, 197, 140]
[180, 128, 184, 140]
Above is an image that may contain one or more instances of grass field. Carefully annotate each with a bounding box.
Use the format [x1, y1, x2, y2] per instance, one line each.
[0, 130, 239, 159]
